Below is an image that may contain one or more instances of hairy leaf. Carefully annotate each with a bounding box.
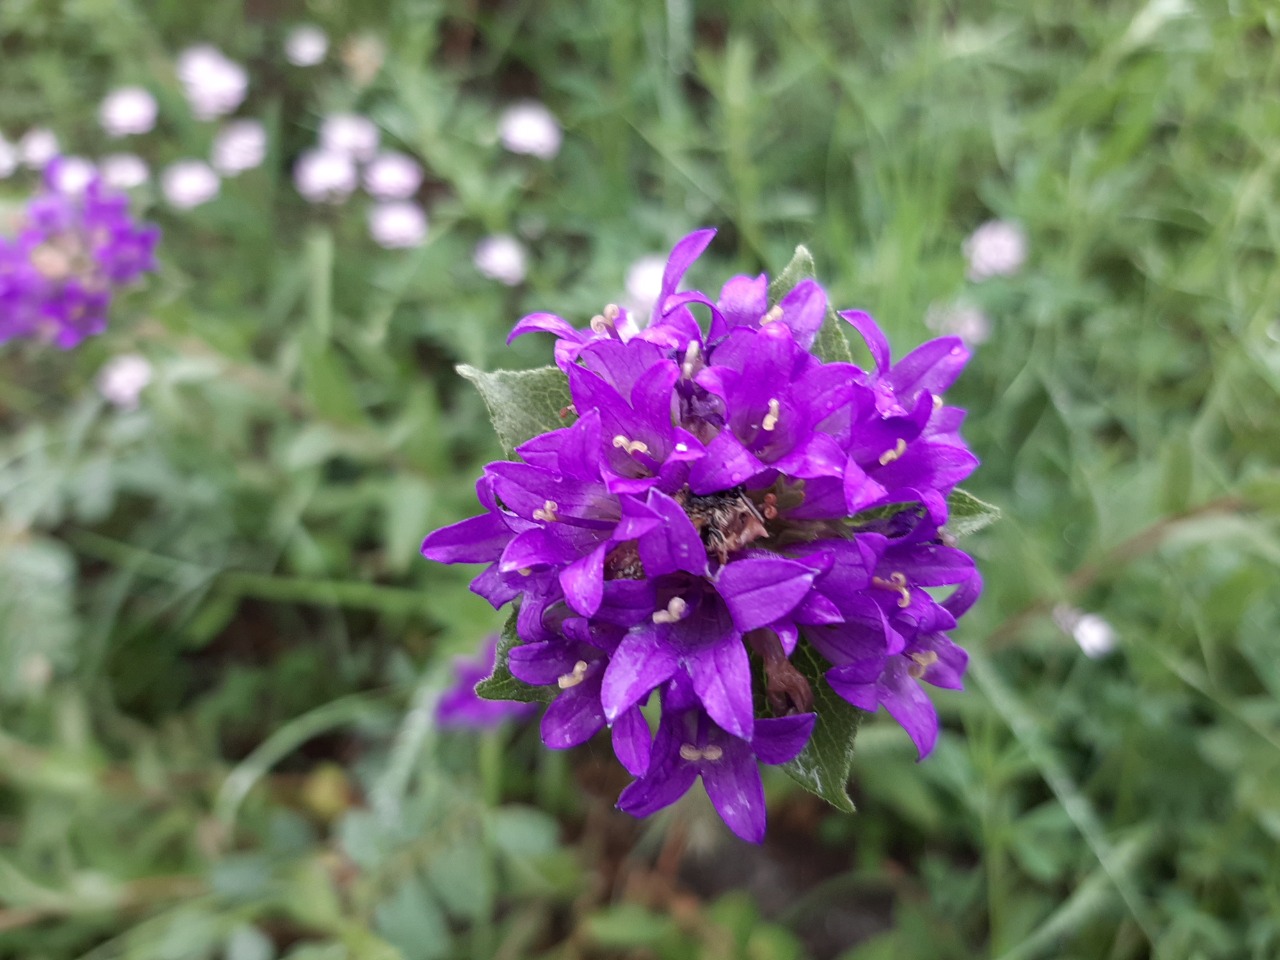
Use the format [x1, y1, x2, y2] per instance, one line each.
[768, 244, 854, 364]
[475, 610, 553, 704]
[780, 643, 861, 813]
[945, 488, 1002, 539]
[457, 364, 572, 455]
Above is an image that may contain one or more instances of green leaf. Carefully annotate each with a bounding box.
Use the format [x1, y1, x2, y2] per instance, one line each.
[768, 244, 854, 364]
[474, 611, 553, 704]
[944, 488, 1002, 539]
[457, 364, 572, 455]
[781, 643, 861, 812]
[0, 536, 77, 701]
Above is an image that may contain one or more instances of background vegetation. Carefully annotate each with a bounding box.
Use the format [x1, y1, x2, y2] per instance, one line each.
[2, 0, 1279, 957]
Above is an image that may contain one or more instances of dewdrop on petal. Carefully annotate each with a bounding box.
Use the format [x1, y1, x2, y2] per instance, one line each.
[212, 119, 267, 175]
[964, 219, 1027, 281]
[99, 154, 149, 190]
[368, 201, 428, 249]
[474, 234, 528, 286]
[363, 151, 423, 200]
[97, 354, 153, 410]
[318, 113, 379, 162]
[284, 24, 329, 67]
[498, 101, 562, 159]
[294, 148, 357, 203]
[99, 87, 158, 137]
[19, 128, 59, 169]
[161, 159, 220, 209]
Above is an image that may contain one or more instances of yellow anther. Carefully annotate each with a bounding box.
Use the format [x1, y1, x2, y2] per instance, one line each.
[612, 435, 650, 456]
[907, 651, 938, 679]
[589, 314, 612, 334]
[557, 660, 590, 689]
[878, 438, 907, 466]
[701, 745, 723, 761]
[532, 499, 559, 522]
[679, 744, 702, 761]
[762, 398, 780, 432]
[517, 567, 533, 576]
[652, 596, 689, 624]
[760, 305, 784, 325]
[872, 571, 912, 608]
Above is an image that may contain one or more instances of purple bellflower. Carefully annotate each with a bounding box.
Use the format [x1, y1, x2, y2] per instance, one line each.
[423, 229, 982, 842]
[0, 158, 159, 347]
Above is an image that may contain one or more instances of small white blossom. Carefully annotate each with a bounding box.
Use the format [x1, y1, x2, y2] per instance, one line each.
[294, 148, 357, 203]
[318, 113, 379, 162]
[97, 354, 153, 410]
[284, 24, 329, 66]
[1053, 605, 1118, 659]
[19, 128, 59, 169]
[473, 234, 528, 285]
[368, 201, 428, 249]
[625, 253, 667, 316]
[161, 159, 221, 209]
[47, 156, 97, 195]
[964, 219, 1027, 281]
[925, 301, 991, 346]
[99, 87, 158, 137]
[212, 119, 267, 175]
[498, 101, 562, 159]
[99, 153, 150, 190]
[176, 45, 249, 120]
[0, 136, 16, 178]
[363, 151, 423, 200]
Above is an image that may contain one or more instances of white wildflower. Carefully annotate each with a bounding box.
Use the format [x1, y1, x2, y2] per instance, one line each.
[293, 148, 357, 203]
[498, 101, 562, 159]
[284, 24, 329, 66]
[212, 119, 267, 175]
[97, 354, 153, 410]
[161, 159, 221, 209]
[964, 219, 1027, 281]
[473, 234, 528, 285]
[368, 201, 428, 249]
[99, 87, 159, 137]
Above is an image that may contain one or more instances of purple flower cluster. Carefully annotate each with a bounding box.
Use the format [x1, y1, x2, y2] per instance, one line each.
[423, 229, 981, 842]
[0, 159, 159, 347]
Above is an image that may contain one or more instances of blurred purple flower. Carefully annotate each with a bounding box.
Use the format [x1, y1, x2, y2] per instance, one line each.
[437, 636, 538, 729]
[0, 160, 159, 347]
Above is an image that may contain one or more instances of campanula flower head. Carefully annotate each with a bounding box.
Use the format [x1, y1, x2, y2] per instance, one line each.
[1, 159, 159, 347]
[423, 229, 984, 842]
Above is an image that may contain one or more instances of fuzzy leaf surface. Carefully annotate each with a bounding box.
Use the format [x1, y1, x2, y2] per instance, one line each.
[768, 244, 854, 365]
[457, 364, 572, 455]
[475, 610, 553, 704]
[780, 643, 861, 813]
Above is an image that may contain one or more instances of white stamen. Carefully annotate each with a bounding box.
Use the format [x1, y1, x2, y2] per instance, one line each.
[675, 442, 689, 452]
[517, 567, 533, 576]
[652, 596, 688, 624]
[681, 341, 701, 379]
[532, 499, 559, 522]
[612, 435, 649, 456]
[878, 438, 907, 466]
[872, 571, 911, 608]
[602, 303, 620, 322]
[762, 398, 780, 432]
[557, 659, 589, 689]
[701, 745, 723, 761]
[760, 305, 783, 325]
[679, 744, 702, 761]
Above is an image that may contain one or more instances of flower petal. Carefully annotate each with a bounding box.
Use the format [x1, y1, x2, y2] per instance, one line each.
[752, 713, 817, 765]
[701, 736, 766, 843]
[716, 556, 815, 633]
[601, 628, 679, 721]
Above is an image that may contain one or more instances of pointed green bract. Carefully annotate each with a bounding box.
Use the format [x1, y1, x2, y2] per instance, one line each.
[780, 643, 861, 813]
[475, 611, 553, 704]
[944, 488, 1002, 539]
[457, 364, 572, 455]
[768, 244, 854, 364]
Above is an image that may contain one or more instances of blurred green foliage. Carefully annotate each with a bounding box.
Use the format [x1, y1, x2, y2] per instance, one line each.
[1, 0, 1279, 958]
